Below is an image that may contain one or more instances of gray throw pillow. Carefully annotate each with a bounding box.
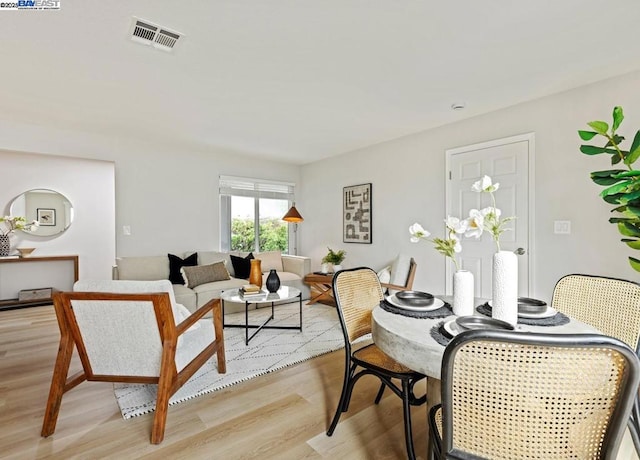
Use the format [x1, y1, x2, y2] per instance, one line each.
[181, 261, 230, 288]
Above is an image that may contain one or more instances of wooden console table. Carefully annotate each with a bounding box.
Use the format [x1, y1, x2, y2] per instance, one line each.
[0, 255, 79, 310]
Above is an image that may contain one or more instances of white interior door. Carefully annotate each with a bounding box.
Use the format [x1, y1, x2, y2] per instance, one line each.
[445, 133, 534, 298]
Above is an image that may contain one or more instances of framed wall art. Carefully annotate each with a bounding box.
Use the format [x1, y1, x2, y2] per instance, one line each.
[343, 183, 372, 244]
[37, 208, 56, 226]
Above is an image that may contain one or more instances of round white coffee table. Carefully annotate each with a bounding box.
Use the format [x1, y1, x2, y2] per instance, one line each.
[220, 286, 302, 345]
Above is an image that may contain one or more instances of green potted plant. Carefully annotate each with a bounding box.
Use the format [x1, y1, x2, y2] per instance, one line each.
[322, 247, 346, 273]
[579, 106, 640, 271]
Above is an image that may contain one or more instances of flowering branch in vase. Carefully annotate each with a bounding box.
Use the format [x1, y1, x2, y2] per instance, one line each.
[409, 175, 515, 264]
[0, 216, 39, 236]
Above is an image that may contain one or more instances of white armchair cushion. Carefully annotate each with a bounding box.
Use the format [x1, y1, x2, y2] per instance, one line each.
[74, 279, 193, 326]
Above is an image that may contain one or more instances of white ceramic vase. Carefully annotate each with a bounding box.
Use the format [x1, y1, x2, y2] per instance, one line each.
[321, 263, 331, 274]
[492, 250, 518, 326]
[452, 269, 474, 316]
[332, 264, 343, 273]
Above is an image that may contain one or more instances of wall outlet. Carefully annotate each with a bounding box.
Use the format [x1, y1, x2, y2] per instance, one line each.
[123, 225, 131, 236]
[554, 220, 571, 235]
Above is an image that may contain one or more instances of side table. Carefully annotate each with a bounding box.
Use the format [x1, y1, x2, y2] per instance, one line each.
[303, 272, 335, 306]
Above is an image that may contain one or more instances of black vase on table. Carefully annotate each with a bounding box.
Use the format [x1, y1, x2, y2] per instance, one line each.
[266, 269, 281, 293]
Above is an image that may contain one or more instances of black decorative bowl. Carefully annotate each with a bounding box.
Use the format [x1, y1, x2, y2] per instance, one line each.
[395, 291, 434, 307]
[455, 316, 515, 331]
[517, 297, 547, 314]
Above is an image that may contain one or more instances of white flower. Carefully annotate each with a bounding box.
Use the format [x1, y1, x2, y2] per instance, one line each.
[471, 175, 500, 193]
[464, 209, 485, 239]
[409, 222, 430, 243]
[445, 215, 467, 236]
[450, 233, 463, 253]
[481, 206, 501, 220]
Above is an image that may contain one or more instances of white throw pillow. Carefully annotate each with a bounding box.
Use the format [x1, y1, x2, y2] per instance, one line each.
[377, 266, 392, 285]
[389, 254, 412, 295]
[255, 250, 284, 272]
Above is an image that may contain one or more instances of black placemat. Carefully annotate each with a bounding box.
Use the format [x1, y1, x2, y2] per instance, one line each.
[476, 303, 570, 326]
[430, 321, 451, 346]
[380, 299, 452, 319]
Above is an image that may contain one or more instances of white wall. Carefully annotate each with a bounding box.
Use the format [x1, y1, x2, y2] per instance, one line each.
[299, 70, 640, 300]
[0, 150, 115, 279]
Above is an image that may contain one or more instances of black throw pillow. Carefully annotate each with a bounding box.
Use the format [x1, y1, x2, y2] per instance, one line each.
[230, 252, 254, 279]
[168, 253, 198, 285]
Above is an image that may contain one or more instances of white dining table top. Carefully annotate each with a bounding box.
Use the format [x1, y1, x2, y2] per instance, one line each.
[371, 296, 600, 380]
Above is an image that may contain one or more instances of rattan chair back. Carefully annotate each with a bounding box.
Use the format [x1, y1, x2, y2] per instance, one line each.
[439, 330, 640, 460]
[552, 274, 640, 351]
[333, 267, 385, 344]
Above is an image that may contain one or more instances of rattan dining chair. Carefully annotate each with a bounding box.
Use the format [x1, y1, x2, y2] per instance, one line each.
[552, 274, 640, 453]
[429, 330, 640, 460]
[326, 267, 427, 460]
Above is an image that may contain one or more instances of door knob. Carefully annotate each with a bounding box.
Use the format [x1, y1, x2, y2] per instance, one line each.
[514, 247, 526, 255]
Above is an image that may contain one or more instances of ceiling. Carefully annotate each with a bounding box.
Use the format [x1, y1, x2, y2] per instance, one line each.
[3, 1, 640, 165]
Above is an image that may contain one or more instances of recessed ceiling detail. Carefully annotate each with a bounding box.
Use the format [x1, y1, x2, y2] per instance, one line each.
[129, 17, 182, 52]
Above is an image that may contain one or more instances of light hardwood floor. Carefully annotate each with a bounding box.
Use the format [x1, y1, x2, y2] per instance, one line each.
[2, 305, 639, 460]
[0, 305, 428, 459]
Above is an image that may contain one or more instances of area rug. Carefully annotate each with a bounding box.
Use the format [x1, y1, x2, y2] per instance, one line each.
[113, 302, 343, 419]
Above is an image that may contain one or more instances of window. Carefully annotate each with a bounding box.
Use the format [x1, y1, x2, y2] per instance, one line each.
[219, 176, 294, 253]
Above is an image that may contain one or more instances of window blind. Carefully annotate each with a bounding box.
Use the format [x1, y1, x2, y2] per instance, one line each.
[219, 175, 295, 201]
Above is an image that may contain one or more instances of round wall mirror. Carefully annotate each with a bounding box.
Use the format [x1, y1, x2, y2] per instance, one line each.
[9, 189, 74, 237]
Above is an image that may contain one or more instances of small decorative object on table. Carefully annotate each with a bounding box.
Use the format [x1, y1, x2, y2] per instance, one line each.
[409, 219, 474, 316]
[322, 247, 346, 273]
[249, 259, 263, 288]
[16, 247, 36, 258]
[0, 216, 39, 257]
[467, 176, 517, 326]
[265, 269, 281, 293]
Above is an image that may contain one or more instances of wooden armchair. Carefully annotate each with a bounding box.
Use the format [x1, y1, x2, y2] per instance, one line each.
[41, 280, 226, 444]
[380, 257, 417, 294]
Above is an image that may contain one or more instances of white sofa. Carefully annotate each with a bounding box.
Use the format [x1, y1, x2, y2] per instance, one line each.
[112, 251, 311, 313]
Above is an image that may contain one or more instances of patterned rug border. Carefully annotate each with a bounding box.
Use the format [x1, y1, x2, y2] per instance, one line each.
[114, 302, 343, 419]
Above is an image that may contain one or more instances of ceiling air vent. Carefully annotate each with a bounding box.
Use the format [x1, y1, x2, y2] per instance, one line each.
[129, 18, 183, 52]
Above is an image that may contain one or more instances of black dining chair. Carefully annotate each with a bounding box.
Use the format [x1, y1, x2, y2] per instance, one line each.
[326, 267, 427, 460]
[429, 329, 640, 460]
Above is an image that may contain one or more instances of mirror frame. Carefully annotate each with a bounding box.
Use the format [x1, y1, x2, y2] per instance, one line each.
[9, 188, 74, 237]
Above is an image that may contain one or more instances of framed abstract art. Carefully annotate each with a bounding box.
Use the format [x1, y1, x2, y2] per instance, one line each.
[343, 183, 372, 244]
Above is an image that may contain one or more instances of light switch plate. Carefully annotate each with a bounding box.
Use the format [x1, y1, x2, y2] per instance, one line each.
[123, 225, 131, 236]
[554, 220, 571, 234]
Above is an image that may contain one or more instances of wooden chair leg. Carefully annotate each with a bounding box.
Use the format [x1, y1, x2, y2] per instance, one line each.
[151, 341, 177, 444]
[212, 302, 226, 374]
[41, 333, 76, 437]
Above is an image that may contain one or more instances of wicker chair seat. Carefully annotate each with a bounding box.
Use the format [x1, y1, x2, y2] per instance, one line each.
[352, 343, 416, 375]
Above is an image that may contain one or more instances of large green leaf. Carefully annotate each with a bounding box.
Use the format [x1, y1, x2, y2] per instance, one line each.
[622, 239, 640, 249]
[601, 180, 634, 197]
[578, 130, 598, 141]
[592, 176, 623, 186]
[613, 106, 624, 132]
[580, 145, 619, 155]
[617, 190, 640, 204]
[592, 169, 626, 177]
[612, 170, 640, 178]
[629, 257, 640, 273]
[628, 130, 640, 165]
[612, 205, 627, 213]
[604, 194, 623, 204]
[612, 153, 622, 165]
[610, 217, 636, 223]
[618, 221, 640, 237]
[588, 120, 609, 134]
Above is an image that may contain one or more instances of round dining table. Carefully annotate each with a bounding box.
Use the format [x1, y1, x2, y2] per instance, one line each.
[372, 295, 599, 380]
[371, 295, 601, 455]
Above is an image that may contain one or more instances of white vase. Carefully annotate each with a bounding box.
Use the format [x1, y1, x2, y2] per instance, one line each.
[321, 263, 331, 274]
[492, 250, 518, 326]
[332, 264, 343, 272]
[452, 269, 474, 316]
